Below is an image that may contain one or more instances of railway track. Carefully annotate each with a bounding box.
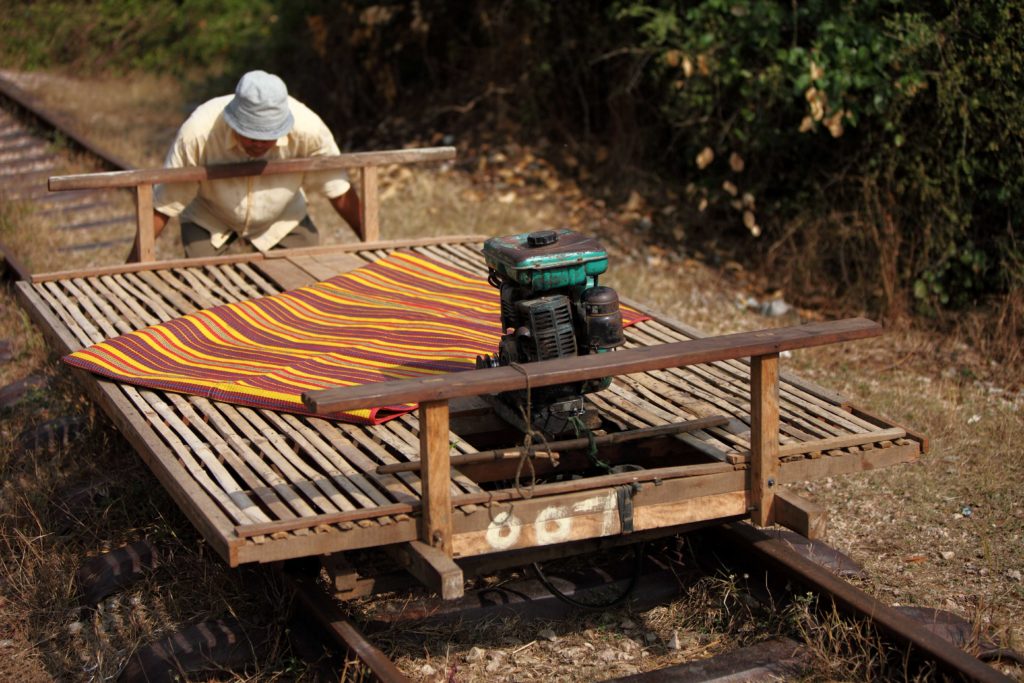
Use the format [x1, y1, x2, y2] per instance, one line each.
[0, 73, 136, 276]
[2, 73, 1019, 682]
[297, 525, 1018, 682]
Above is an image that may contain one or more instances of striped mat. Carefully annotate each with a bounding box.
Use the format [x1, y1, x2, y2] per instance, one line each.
[64, 251, 647, 424]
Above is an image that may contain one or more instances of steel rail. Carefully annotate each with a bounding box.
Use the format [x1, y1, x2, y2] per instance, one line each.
[0, 72, 134, 171]
[286, 572, 410, 682]
[0, 73, 133, 272]
[720, 522, 1013, 683]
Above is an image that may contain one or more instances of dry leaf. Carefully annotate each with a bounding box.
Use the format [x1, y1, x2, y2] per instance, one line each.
[729, 152, 745, 173]
[698, 197, 708, 212]
[825, 109, 845, 138]
[805, 87, 828, 122]
[722, 180, 738, 197]
[682, 56, 694, 78]
[799, 116, 814, 133]
[695, 146, 714, 169]
[810, 98, 825, 122]
[743, 210, 756, 229]
[664, 50, 681, 67]
[623, 190, 644, 212]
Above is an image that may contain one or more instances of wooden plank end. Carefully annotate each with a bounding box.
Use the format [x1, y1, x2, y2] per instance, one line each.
[774, 489, 827, 540]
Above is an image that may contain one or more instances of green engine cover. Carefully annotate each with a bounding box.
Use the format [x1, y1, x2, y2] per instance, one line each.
[482, 229, 609, 292]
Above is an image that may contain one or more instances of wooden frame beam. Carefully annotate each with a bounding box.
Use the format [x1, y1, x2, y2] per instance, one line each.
[48, 147, 456, 191]
[384, 540, 464, 599]
[359, 166, 380, 243]
[133, 184, 155, 262]
[419, 400, 453, 554]
[46, 146, 456, 260]
[228, 442, 920, 565]
[304, 319, 882, 413]
[29, 234, 486, 284]
[773, 489, 827, 539]
[750, 353, 780, 526]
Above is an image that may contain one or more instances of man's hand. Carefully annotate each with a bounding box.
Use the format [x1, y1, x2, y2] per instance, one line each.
[330, 188, 363, 240]
[126, 210, 170, 263]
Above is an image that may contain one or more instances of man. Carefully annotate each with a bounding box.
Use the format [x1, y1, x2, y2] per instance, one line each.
[130, 70, 361, 260]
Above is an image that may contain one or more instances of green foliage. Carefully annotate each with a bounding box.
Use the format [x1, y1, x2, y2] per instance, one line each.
[1, 0, 1020, 316]
[616, 0, 1023, 312]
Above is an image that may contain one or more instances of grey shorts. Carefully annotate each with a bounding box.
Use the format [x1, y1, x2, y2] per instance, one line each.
[181, 216, 319, 258]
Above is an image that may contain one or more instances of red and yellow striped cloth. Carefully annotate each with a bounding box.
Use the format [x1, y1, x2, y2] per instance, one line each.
[64, 251, 646, 424]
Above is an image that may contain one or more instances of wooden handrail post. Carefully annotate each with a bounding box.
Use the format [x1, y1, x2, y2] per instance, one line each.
[419, 399, 453, 554]
[360, 166, 380, 243]
[750, 353, 780, 526]
[134, 184, 155, 262]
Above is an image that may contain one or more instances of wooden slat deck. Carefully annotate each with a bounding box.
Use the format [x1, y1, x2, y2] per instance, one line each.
[15, 235, 922, 566]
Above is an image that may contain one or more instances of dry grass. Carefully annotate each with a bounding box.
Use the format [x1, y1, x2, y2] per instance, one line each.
[373, 568, 783, 682]
[793, 335, 1024, 657]
[1, 68, 1022, 681]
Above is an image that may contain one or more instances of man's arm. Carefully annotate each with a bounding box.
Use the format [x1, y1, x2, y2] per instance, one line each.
[330, 188, 364, 240]
[126, 210, 170, 263]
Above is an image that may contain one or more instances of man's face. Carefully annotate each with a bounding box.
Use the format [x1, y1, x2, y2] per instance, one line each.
[232, 131, 278, 158]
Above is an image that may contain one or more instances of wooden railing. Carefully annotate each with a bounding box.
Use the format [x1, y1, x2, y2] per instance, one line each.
[47, 146, 456, 262]
[302, 317, 883, 556]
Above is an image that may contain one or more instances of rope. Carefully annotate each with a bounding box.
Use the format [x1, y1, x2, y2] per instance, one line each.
[508, 362, 544, 499]
[569, 415, 611, 473]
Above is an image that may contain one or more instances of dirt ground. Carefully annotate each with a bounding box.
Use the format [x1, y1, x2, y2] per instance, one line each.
[1, 70, 1021, 681]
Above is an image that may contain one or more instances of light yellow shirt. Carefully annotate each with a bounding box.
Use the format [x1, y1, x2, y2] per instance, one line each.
[154, 94, 351, 251]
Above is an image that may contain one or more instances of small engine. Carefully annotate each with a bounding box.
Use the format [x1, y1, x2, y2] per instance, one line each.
[477, 229, 624, 433]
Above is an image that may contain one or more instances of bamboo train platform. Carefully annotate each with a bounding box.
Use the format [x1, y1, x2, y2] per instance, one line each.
[14, 149, 924, 599]
[16, 237, 925, 569]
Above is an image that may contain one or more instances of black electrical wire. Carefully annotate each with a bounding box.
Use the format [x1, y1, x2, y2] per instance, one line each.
[532, 542, 647, 611]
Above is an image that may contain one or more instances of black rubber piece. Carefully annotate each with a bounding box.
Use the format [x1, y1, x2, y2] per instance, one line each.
[15, 414, 89, 452]
[77, 539, 159, 607]
[0, 375, 46, 411]
[119, 618, 265, 683]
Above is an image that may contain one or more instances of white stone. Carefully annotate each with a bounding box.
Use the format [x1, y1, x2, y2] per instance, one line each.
[420, 663, 437, 676]
[940, 551, 955, 560]
[465, 646, 486, 663]
[67, 621, 83, 635]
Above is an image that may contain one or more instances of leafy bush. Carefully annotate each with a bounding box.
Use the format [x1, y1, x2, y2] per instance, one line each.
[616, 0, 1023, 315]
[3, 1, 1020, 321]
